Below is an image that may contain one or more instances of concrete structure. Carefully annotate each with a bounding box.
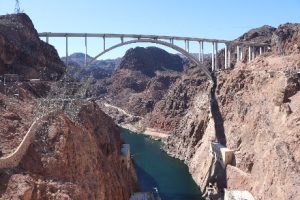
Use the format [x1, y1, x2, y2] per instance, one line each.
[211, 42, 215, 71]
[199, 41, 204, 63]
[224, 189, 255, 200]
[210, 142, 234, 168]
[121, 143, 131, 169]
[39, 32, 269, 80]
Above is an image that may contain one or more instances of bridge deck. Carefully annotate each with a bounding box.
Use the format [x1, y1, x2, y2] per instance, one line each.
[39, 32, 268, 46]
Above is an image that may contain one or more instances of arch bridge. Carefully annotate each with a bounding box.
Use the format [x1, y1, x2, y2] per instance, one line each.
[39, 32, 269, 80]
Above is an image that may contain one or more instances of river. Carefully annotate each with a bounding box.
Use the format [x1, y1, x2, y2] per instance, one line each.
[121, 129, 203, 200]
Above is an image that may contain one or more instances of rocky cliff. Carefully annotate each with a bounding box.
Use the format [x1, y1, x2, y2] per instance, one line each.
[0, 13, 65, 80]
[147, 66, 210, 132]
[0, 13, 138, 200]
[102, 46, 184, 116]
[163, 23, 300, 200]
[0, 103, 138, 200]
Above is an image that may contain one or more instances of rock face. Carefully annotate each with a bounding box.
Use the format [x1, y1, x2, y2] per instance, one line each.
[147, 67, 210, 131]
[0, 13, 65, 80]
[103, 46, 184, 116]
[0, 13, 138, 200]
[118, 47, 183, 77]
[235, 25, 276, 44]
[0, 12, 64, 158]
[0, 103, 137, 200]
[163, 23, 300, 200]
[0, 92, 36, 157]
[271, 23, 300, 55]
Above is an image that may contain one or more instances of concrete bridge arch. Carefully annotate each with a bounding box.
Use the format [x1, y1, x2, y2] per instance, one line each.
[87, 39, 213, 80]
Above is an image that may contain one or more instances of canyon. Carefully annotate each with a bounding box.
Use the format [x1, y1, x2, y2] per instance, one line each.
[0, 12, 299, 200]
[94, 23, 300, 200]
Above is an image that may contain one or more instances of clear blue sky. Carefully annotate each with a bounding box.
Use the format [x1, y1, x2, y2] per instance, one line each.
[1, 0, 300, 59]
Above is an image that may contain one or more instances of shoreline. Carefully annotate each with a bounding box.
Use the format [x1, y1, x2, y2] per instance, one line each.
[143, 127, 170, 139]
[119, 123, 170, 140]
[101, 102, 170, 140]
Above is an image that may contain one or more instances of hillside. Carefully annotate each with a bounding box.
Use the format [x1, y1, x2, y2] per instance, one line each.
[97, 23, 300, 200]
[163, 23, 300, 200]
[62, 52, 121, 80]
[0, 13, 138, 200]
[100, 46, 185, 117]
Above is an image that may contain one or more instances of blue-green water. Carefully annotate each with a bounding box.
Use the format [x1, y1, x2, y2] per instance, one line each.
[121, 129, 203, 200]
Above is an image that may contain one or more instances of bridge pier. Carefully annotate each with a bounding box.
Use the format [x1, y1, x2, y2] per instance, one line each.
[248, 46, 257, 63]
[236, 46, 240, 61]
[215, 42, 218, 70]
[170, 38, 174, 45]
[103, 35, 106, 51]
[185, 40, 190, 52]
[240, 47, 243, 61]
[199, 41, 204, 63]
[259, 46, 262, 55]
[198, 41, 201, 62]
[121, 36, 124, 43]
[201, 41, 204, 63]
[212, 42, 215, 71]
[65, 36, 68, 66]
[225, 44, 228, 69]
[85, 35, 87, 67]
[248, 46, 251, 63]
[228, 50, 231, 69]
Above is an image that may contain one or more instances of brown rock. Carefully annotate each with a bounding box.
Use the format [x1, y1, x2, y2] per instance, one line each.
[102, 47, 184, 116]
[0, 13, 65, 80]
[1, 174, 34, 200]
[162, 24, 300, 200]
[1, 103, 138, 200]
[2, 112, 22, 121]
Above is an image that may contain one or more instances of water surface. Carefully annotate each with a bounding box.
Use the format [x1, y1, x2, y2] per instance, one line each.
[121, 129, 203, 200]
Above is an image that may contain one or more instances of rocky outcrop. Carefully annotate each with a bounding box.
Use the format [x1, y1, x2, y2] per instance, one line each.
[103, 47, 184, 116]
[0, 13, 138, 200]
[235, 25, 276, 44]
[0, 13, 65, 80]
[0, 93, 36, 157]
[271, 23, 300, 55]
[147, 67, 210, 131]
[0, 102, 138, 200]
[119, 47, 183, 77]
[162, 23, 300, 200]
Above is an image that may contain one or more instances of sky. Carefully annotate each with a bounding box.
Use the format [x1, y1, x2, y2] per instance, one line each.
[0, 0, 300, 59]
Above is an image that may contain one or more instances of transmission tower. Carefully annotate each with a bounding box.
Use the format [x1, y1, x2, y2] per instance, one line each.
[15, 0, 20, 13]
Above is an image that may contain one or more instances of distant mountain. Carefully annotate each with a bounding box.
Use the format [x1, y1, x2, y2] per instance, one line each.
[61, 53, 121, 80]
[101, 46, 185, 116]
[119, 47, 184, 77]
